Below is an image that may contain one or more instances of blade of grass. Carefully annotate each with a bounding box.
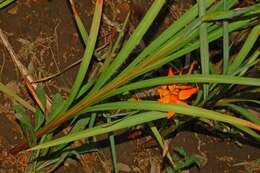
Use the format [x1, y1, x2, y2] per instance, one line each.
[29, 101, 260, 150]
[112, 0, 216, 78]
[216, 98, 260, 106]
[69, 0, 104, 61]
[148, 122, 174, 166]
[131, 13, 253, 83]
[34, 74, 260, 142]
[15, 105, 36, 147]
[237, 49, 260, 76]
[202, 4, 260, 21]
[92, 0, 166, 91]
[208, 47, 259, 99]
[49, 0, 103, 121]
[104, 75, 260, 99]
[234, 125, 260, 140]
[121, 1, 242, 81]
[55, 116, 90, 151]
[0, 82, 35, 112]
[224, 104, 260, 125]
[107, 117, 118, 173]
[78, 12, 131, 98]
[28, 111, 166, 150]
[198, 0, 210, 102]
[85, 101, 260, 131]
[69, 0, 88, 45]
[223, 0, 229, 74]
[0, 0, 15, 8]
[228, 25, 260, 74]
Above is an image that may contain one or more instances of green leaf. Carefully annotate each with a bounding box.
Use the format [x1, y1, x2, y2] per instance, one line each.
[199, 0, 210, 102]
[142, 19, 256, 76]
[51, 0, 103, 119]
[29, 100, 260, 150]
[105, 75, 260, 99]
[114, 0, 215, 78]
[174, 156, 200, 171]
[36, 84, 46, 108]
[174, 147, 188, 158]
[0, 0, 15, 8]
[44, 151, 80, 173]
[234, 125, 260, 140]
[237, 49, 260, 77]
[0, 82, 35, 112]
[92, 0, 166, 91]
[55, 115, 90, 151]
[29, 111, 166, 150]
[149, 122, 174, 166]
[70, 2, 88, 45]
[107, 117, 118, 173]
[216, 98, 260, 106]
[225, 104, 260, 125]
[223, 0, 229, 74]
[15, 105, 36, 147]
[85, 101, 260, 130]
[35, 107, 45, 131]
[48, 93, 63, 123]
[202, 4, 260, 21]
[228, 25, 260, 74]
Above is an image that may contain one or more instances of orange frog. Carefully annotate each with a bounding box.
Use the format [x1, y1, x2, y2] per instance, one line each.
[158, 61, 199, 119]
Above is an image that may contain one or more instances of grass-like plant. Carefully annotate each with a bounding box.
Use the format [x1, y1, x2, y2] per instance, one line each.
[1, 0, 260, 172]
[0, 0, 15, 8]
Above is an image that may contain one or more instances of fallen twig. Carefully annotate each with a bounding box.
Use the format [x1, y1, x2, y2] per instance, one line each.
[32, 59, 81, 83]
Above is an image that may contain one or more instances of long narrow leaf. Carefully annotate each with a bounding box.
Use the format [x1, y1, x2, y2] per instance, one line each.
[225, 104, 260, 125]
[202, 4, 260, 21]
[92, 0, 166, 90]
[107, 117, 118, 173]
[29, 101, 260, 150]
[69, 0, 88, 45]
[131, 14, 254, 83]
[0, 0, 15, 8]
[149, 123, 174, 166]
[84, 101, 260, 131]
[0, 82, 35, 112]
[104, 75, 260, 99]
[228, 25, 260, 74]
[216, 98, 260, 106]
[234, 125, 260, 140]
[29, 111, 166, 150]
[50, 0, 103, 121]
[115, 0, 216, 78]
[223, 0, 229, 74]
[199, 0, 210, 102]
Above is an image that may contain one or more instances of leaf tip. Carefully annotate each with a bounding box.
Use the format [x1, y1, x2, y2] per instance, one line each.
[69, 0, 79, 17]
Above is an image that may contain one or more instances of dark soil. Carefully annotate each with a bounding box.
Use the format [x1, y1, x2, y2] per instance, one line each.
[0, 0, 259, 173]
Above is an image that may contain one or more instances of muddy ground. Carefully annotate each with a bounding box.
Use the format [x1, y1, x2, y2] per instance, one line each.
[0, 0, 259, 173]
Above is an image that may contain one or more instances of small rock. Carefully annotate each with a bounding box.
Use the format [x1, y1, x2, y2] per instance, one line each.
[8, 6, 18, 15]
[117, 162, 131, 172]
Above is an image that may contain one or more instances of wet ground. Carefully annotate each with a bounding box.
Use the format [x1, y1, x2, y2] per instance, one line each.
[0, 0, 259, 173]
